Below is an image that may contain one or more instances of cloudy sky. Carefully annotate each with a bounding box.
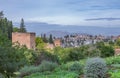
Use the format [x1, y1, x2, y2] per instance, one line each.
[0, 0, 120, 27]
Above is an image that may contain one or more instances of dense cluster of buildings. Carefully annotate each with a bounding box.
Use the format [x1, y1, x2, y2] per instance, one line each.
[55, 34, 117, 48]
[12, 32, 120, 55]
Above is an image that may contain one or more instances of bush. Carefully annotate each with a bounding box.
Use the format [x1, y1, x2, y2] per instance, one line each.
[69, 62, 83, 74]
[24, 70, 79, 78]
[0, 73, 5, 78]
[19, 61, 58, 77]
[100, 45, 114, 58]
[106, 56, 120, 65]
[110, 70, 120, 78]
[84, 57, 107, 78]
[68, 50, 85, 61]
[19, 66, 37, 77]
[35, 51, 59, 65]
[39, 61, 58, 72]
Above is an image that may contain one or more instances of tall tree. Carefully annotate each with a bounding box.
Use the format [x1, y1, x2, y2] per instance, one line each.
[0, 11, 13, 40]
[43, 34, 48, 43]
[7, 21, 13, 40]
[0, 11, 4, 18]
[0, 37, 27, 78]
[49, 34, 53, 44]
[19, 18, 26, 32]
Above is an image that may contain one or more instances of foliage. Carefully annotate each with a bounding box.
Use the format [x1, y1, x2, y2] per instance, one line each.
[105, 56, 120, 65]
[35, 51, 59, 65]
[23, 70, 79, 78]
[54, 46, 89, 63]
[20, 56, 120, 78]
[100, 45, 114, 57]
[95, 41, 114, 57]
[13, 27, 20, 32]
[0, 11, 4, 18]
[42, 34, 48, 43]
[19, 65, 37, 77]
[35, 37, 46, 51]
[0, 35, 36, 78]
[96, 41, 105, 49]
[116, 39, 120, 46]
[39, 61, 58, 72]
[53, 47, 72, 63]
[0, 14, 13, 40]
[86, 46, 101, 57]
[84, 57, 107, 78]
[0, 37, 27, 78]
[0, 73, 5, 78]
[19, 61, 58, 77]
[19, 18, 26, 32]
[108, 40, 115, 46]
[49, 34, 53, 44]
[68, 48, 85, 61]
[22, 47, 37, 65]
[69, 62, 83, 74]
[110, 72, 120, 78]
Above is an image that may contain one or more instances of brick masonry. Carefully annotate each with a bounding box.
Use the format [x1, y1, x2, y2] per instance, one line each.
[12, 32, 36, 50]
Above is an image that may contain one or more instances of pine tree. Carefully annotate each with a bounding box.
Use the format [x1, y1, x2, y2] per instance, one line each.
[49, 34, 53, 44]
[43, 34, 48, 43]
[7, 21, 13, 40]
[0, 11, 4, 18]
[19, 18, 26, 32]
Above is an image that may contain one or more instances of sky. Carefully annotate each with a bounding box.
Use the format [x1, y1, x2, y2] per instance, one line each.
[0, 0, 120, 27]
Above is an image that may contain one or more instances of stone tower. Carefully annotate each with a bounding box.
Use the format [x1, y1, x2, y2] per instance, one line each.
[12, 32, 36, 50]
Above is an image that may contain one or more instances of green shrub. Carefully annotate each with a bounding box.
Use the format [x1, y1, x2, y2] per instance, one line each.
[84, 57, 107, 78]
[19, 61, 58, 77]
[39, 61, 58, 72]
[24, 70, 79, 78]
[106, 56, 120, 65]
[69, 62, 83, 74]
[35, 51, 59, 65]
[0, 73, 5, 78]
[109, 69, 120, 78]
[19, 65, 37, 77]
[68, 50, 85, 61]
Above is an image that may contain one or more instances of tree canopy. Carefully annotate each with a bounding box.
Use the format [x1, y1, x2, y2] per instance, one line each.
[19, 18, 26, 32]
[0, 11, 13, 40]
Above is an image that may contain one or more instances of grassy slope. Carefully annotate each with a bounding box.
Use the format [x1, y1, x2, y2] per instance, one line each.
[23, 56, 120, 78]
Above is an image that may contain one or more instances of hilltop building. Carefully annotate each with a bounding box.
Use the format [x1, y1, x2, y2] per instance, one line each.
[115, 48, 120, 56]
[54, 39, 61, 47]
[12, 32, 36, 50]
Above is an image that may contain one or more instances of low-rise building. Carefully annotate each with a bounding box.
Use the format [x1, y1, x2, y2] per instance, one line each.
[54, 39, 61, 47]
[115, 48, 120, 56]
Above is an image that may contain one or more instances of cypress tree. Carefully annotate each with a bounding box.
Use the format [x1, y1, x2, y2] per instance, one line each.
[49, 34, 53, 44]
[19, 18, 26, 32]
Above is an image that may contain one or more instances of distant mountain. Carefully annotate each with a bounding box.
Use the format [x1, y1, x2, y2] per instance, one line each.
[13, 22, 120, 37]
[46, 31, 70, 37]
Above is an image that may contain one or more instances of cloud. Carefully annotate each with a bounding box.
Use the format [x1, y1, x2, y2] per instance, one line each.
[85, 18, 120, 21]
[1, 0, 120, 27]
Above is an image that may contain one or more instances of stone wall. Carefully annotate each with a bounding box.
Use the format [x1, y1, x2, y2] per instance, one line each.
[12, 32, 36, 50]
